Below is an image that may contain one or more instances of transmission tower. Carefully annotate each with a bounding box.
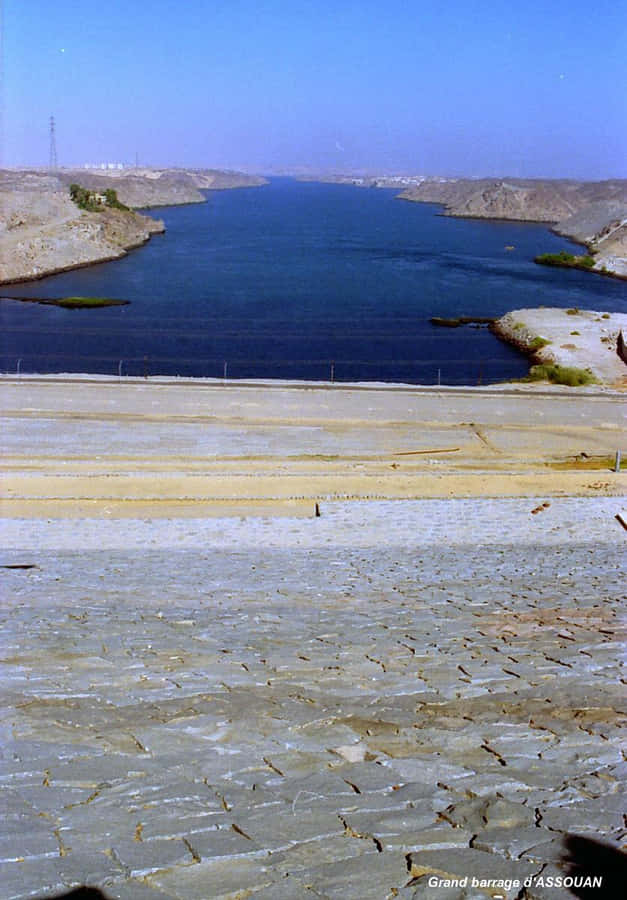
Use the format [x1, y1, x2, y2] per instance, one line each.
[49, 115, 58, 169]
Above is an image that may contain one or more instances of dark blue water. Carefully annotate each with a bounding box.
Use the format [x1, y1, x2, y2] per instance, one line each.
[2, 178, 626, 384]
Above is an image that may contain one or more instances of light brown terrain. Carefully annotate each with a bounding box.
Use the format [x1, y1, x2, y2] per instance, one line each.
[0, 174, 165, 284]
[2, 376, 625, 519]
[397, 178, 626, 224]
[0, 168, 267, 284]
[55, 167, 268, 208]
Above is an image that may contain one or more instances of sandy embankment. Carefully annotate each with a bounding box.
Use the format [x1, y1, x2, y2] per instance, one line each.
[493, 307, 627, 387]
[1, 376, 625, 518]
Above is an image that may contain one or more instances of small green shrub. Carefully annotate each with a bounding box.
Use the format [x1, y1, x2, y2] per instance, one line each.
[103, 188, 129, 211]
[602, 313, 611, 319]
[513, 321, 525, 330]
[529, 336, 551, 350]
[570, 330, 580, 335]
[523, 364, 597, 386]
[566, 308, 579, 315]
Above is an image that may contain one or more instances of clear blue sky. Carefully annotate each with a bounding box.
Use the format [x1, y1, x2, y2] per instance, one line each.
[2, 0, 626, 177]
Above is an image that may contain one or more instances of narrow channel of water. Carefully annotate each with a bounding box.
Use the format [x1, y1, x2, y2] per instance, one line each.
[2, 178, 625, 384]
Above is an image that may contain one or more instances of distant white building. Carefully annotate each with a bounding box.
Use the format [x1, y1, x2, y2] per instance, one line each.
[82, 162, 125, 170]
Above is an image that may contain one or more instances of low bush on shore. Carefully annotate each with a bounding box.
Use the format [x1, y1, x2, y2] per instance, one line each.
[523, 364, 597, 386]
[535, 251, 596, 271]
[529, 336, 551, 350]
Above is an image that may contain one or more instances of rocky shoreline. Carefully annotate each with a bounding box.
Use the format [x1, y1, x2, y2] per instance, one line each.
[0, 198, 165, 285]
[0, 167, 266, 285]
[397, 178, 627, 279]
[492, 307, 627, 386]
[300, 174, 627, 278]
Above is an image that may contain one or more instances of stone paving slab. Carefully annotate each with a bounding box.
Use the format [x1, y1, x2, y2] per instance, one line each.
[1, 498, 625, 899]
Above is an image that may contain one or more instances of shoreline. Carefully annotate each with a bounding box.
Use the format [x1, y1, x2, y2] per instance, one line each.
[3, 301, 625, 390]
[395, 179, 627, 279]
[404, 197, 589, 235]
[0, 224, 167, 284]
[0, 167, 264, 285]
[2, 370, 624, 394]
[536, 250, 627, 281]
[0, 227, 165, 286]
[3, 176, 623, 285]
[0, 203, 166, 286]
[399, 195, 627, 279]
[491, 307, 627, 387]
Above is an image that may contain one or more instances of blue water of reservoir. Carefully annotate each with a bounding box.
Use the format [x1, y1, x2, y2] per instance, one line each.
[2, 178, 626, 384]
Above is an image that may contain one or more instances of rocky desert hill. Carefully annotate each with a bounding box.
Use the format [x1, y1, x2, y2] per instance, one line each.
[552, 200, 627, 277]
[398, 177, 625, 221]
[55, 167, 267, 208]
[398, 177, 627, 278]
[0, 174, 164, 284]
[0, 167, 267, 284]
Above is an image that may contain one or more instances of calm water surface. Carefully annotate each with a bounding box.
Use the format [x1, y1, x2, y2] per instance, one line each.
[2, 179, 626, 384]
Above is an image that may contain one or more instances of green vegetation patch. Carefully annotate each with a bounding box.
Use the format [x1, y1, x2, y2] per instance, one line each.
[70, 183, 130, 212]
[522, 364, 597, 386]
[535, 251, 596, 272]
[102, 188, 130, 211]
[528, 336, 551, 350]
